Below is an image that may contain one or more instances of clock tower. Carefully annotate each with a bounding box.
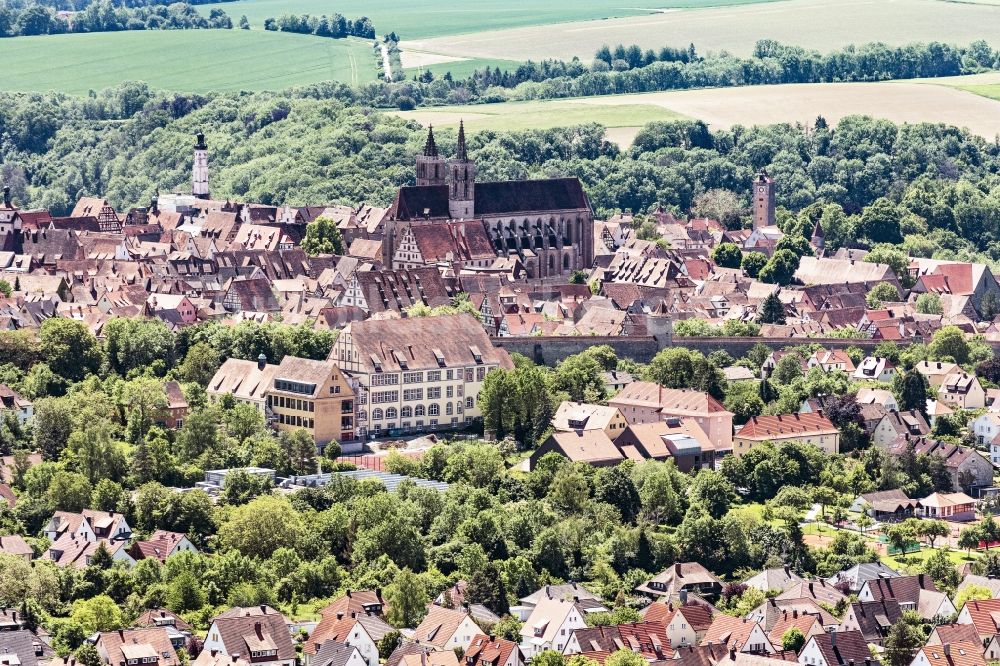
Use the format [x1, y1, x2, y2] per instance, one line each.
[752, 168, 775, 229]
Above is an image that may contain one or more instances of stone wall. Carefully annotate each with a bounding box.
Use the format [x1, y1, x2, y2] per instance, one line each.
[491, 335, 908, 367]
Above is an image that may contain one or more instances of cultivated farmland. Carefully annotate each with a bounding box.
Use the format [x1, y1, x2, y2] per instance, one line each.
[402, 0, 1000, 63]
[0, 30, 376, 94]
[398, 79, 1000, 145]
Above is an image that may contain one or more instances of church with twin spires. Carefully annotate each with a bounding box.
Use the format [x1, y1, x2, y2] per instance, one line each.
[383, 122, 595, 279]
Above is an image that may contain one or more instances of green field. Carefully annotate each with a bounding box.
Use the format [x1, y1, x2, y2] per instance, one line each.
[0, 30, 376, 94]
[395, 98, 686, 136]
[403, 58, 522, 81]
[197, 0, 777, 40]
[956, 84, 1000, 101]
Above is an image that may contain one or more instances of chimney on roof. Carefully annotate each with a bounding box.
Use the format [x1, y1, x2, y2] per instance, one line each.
[944, 645, 951, 657]
[830, 633, 836, 647]
[257, 353, 266, 371]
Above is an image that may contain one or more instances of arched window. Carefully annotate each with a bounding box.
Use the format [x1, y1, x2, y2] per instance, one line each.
[428, 403, 440, 416]
[401, 406, 412, 418]
[548, 254, 555, 270]
[372, 408, 383, 420]
[563, 254, 570, 270]
[415, 405, 426, 416]
[386, 407, 397, 419]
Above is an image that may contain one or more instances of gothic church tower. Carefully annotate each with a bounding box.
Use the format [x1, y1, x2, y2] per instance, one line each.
[192, 131, 210, 200]
[448, 121, 475, 219]
[416, 126, 445, 187]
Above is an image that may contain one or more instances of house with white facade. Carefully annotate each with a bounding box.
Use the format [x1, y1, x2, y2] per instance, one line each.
[519, 598, 587, 659]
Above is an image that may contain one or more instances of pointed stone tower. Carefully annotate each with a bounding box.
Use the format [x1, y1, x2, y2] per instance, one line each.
[192, 132, 209, 200]
[416, 125, 445, 187]
[448, 121, 475, 220]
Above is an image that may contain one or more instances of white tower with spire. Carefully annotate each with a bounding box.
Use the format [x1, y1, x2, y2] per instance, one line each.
[192, 131, 209, 200]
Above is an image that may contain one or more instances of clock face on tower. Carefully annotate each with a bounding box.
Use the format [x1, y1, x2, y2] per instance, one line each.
[757, 186, 766, 194]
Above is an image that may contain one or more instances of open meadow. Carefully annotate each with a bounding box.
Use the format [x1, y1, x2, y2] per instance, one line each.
[0, 30, 376, 94]
[397, 79, 1000, 146]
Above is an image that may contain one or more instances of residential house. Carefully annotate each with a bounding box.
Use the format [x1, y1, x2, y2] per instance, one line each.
[203, 608, 296, 666]
[94, 628, 179, 666]
[699, 616, 773, 654]
[433, 581, 499, 626]
[329, 314, 514, 438]
[43, 509, 131, 543]
[129, 530, 198, 563]
[850, 489, 921, 522]
[914, 362, 960, 388]
[193, 651, 250, 666]
[825, 563, 899, 593]
[938, 373, 986, 409]
[530, 430, 623, 470]
[765, 611, 823, 649]
[0, 629, 54, 666]
[134, 609, 192, 651]
[796, 630, 872, 666]
[519, 598, 588, 659]
[614, 417, 717, 472]
[743, 567, 803, 594]
[464, 635, 524, 666]
[161, 381, 188, 429]
[654, 603, 714, 648]
[0, 385, 31, 425]
[926, 623, 982, 647]
[635, 563, 723, 600]
[0, 535, 32, 561]
[552, 402, 628, 439]
[972, 412, 1000, 447]
[734, 413, 839, 456]
[909, 642, 986, 666]
[857, 574, 955, 619]
[608, 382, 734, 451]
[955, 575, 1000, 601]
[888, 438, 993, 493]
[839, 600, 903, 646]
[957, 598, 1000, 642]
[563, 622, 670, 660]
[511, 584, 606, 623]
[413, 606, 480, 652]
[399, 650, 459, 666]
[807, 349, 855, 373]
[747, 599, 838, 634]
[775, 581, 846, 607]
[855, 388, 899, 412]
[871, 410, 930, 448]
[919, 492, 977, 522]
[45, 535, 135, 569]
[311, 642, 368, 666]
[305, 614, 391, 666]
[852, 357, 897, 383]
[318, 590, 388, 621]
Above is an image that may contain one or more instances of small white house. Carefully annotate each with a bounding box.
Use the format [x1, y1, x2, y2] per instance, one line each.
[519, 598, 587, 659]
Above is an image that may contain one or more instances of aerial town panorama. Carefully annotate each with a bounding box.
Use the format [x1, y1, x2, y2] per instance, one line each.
[8, 5, 1000, 666]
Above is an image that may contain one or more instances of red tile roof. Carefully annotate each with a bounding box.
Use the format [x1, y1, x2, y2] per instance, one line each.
[737, 413, 837, 440]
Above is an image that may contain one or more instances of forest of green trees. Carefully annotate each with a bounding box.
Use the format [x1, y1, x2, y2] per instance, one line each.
[0, 1, 233, 35]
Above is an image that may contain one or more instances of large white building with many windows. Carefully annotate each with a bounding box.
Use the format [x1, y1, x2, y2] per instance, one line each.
[329, 314, 514, 437]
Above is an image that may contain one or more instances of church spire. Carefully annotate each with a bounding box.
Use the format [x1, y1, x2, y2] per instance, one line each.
[456, 120, 468, 161]
[423, 125, 438, 157]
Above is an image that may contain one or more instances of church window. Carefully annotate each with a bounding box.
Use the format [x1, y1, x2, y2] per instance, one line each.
[548, 255, 554, 270]
[563, 254, 570, 270]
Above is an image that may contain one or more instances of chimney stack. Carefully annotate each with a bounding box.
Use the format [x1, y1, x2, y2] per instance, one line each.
[944, 645, 951, 657]
[257, 353, 266, 371]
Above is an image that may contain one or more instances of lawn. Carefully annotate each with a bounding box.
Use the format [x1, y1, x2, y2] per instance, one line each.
[0, 30, 377, 94]
[394, 97, 687, 143]
[881, 546, 980, 569]
[196, 0, 780, 40]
